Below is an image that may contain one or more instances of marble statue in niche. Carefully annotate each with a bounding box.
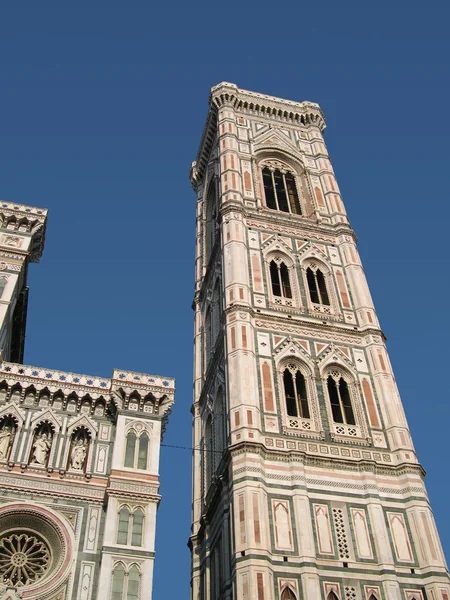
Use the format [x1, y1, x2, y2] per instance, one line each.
[70, 439, 87, 470]
[30, 425, 53, 466]
[69, 428, 90, 471]
[0, 424, 13, 460]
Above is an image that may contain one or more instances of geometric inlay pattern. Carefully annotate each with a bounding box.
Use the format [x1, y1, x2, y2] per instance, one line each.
[332, 508, 350, 559]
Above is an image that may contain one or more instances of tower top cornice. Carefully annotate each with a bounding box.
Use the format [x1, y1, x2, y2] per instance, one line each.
[191, 82, 326, 188]
[209, 82, 325, 129]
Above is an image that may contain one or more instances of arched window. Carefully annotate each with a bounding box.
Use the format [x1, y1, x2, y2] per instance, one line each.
[270, 260, 292, 299]
[205, 308, 212, 360]
[111, 563, 125, 600]
[205, 182, 217, 261]
[137, 434, 148, 470]
[281, 588, 297, 600]
[124, 432, 136, 468]
[0, 278, 6, 299]
[131, 508, 144, 546]
[306, 266, 330, 305]
[204, 416, 213, 490]
[117, 508, 130, 544]
[368, 595, 379, 600]
[212, 389, 226, 472]
[127, 565, 141, 600]
[283, 367, 310, 418]
[117, 507, 145, 547]
[327, 592, 340, 600]
[327, 375, 355, 425]
[212, 281, 221, 344]
[124, 430, 149, 470]
[262, 167, 301, 214]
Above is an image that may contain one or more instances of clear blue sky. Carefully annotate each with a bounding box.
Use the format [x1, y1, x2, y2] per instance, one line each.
[1, 1, 449, 596]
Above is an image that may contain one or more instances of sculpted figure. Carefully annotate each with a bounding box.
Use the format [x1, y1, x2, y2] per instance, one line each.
[32, 433, 52, 465]
[0, 425, 12, 459]
[70, 439, 87, 470]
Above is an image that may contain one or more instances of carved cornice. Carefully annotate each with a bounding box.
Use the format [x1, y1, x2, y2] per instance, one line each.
[191, 82, 326, 188]
[229, 440, 426, 478]
[210, 82, 325, 130]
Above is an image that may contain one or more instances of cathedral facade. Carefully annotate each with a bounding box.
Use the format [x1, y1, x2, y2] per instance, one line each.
[0, 202, 174, 599]
[190, 84, 450, 600]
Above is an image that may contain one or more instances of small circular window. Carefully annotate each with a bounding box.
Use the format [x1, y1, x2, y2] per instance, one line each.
[0, 531, 50, 586]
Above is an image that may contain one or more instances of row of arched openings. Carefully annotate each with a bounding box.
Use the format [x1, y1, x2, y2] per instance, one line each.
[269, 259, 330, 306]
[280, 590, 383, 600]
[124, 431, 149, 470]
[281, 367, 355, 426]
[0, 383, 107, 416]
[111, 563, 140, 600]
[0, 414, 91, 470]
[117, 507, 144, 547]
[203, 389, 226, 490]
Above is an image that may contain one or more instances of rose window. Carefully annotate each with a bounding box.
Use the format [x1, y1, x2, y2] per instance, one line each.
[0, 532, 51, 586]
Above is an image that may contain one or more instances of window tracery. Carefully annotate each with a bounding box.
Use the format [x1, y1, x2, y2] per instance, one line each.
[270, 260, 292, 300]
[205, 180, 218, 263]
[327, 373, 355, 425]
[0, 532, 50, 586]
[261, 165, 301, 214]
[323, 367, 367, 440]
[111, 562, 141, 600]
[117, 507, 144, 547]
[265, 253, 298, 308]
[306, 266, 330, 305]
[124, 429, 149, 470]
[302, 260, 339, 317]
[278, 359, 321, 436]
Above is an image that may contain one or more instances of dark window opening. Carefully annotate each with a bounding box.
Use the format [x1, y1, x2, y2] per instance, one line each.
[327, 376, 355, 425]
[262, 167, 301, 215]
[283, 369, 310, 419]
[270, 260, 292, 299]
[306, 267, 330, 305]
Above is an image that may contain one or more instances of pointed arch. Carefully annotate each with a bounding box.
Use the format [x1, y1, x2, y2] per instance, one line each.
[204, 414, 213, 491]
[282, 366, 309, 418]
[127, 564, 141, 600]
[327, 373, 355, 425]
[124, 431, 137, 468]
[117, 507, 130, 545]
[327, 592, 340, 600]
[205, 306, 212, 362]
[205, 178, 218, 262]
[9, 384, 22, 403]
[212, 279, 222, 344]
[368, 594, 379, 600]
[29, 421, 54, 466]
[68, 426, 91, 471]
[131, 508, 144, 546]
[137, 432, 148, 470]
[0, 415, 17, 461]
[212, 387, 226, 471]
[111, 562, 126, 600]
[281, 587, 297, 600]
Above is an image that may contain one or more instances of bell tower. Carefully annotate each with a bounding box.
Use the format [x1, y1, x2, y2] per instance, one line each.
[189, 83, 450, 600]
